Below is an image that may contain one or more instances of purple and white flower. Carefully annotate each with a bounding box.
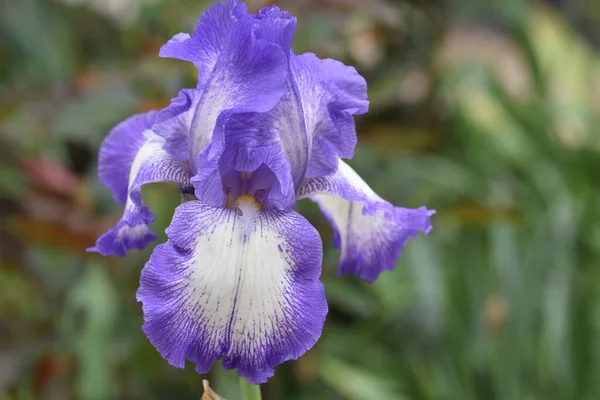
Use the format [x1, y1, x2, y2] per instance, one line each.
[89, 0, 434, 384]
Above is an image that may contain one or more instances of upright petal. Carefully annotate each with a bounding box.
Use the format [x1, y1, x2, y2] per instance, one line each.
[251, 5, 296, 55]
[137, 197, 326, 384]
[159, 1, 297, 89]
[222, 51, 369, 204]
[291, 53, 369, 178]
[98, 111, 157, 204]
[213, 8, 301, 208]
[297, 159, 434, 282]
[89, 132, 191, 256]
[188, 17, 289, 206]
[159, 0, 248, 86]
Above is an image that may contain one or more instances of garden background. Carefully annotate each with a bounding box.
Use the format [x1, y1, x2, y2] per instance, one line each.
[1, 0, 600, 399]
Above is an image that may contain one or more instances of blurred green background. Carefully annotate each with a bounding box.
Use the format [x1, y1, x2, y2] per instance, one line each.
[1, 0, 600, 399]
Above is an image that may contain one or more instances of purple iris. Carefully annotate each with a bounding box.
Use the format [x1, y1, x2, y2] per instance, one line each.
[89, 0, 434, 384]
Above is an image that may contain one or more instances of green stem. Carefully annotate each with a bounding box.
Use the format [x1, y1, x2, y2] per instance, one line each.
[239, 378, 262, 400]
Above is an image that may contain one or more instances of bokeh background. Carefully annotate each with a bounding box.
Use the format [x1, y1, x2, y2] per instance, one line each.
[1, 0, 600, 399]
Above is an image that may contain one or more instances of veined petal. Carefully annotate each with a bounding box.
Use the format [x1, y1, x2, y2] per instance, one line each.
[291, 53, 369, 178]
[153, 88, 203, 161]
[98, 111, 157, 204]
[189, 17, 288, 206]
[137, 197, 326, 384]
[89, 132, 191, 256]
[297, 159, 434, 282]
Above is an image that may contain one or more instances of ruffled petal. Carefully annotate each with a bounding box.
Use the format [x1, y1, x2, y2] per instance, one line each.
[153, 88, 203, 161]
[291, 53, 369, 178]
[137, 197, 326, 384]
[188, 16, 290, 206]
[296, 159, 434, 282]
[251, 5, 296, 54]
[89, 132, 191, 256]
[97, 111, 157, 204]
[159, 0, 248, 86]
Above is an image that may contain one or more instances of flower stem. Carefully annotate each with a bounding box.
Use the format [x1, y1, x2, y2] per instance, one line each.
[239, 378, 262, 400]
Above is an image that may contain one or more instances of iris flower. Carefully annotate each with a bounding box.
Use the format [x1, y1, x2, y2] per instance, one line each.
[89, 0, 434, 384]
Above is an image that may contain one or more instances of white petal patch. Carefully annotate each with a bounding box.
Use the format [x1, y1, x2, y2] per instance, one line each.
[138, 197, 326, 383]
[183, 198, 295, 358]
[120, 130, 189, 222]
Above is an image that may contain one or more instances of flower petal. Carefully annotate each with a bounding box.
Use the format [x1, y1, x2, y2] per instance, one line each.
[159, 0, 247, 86]
[137, 198, 327, 384]
[210, 8, 301, 208]
[188, 16, 289, 206]
[221, 52, 369, 204]
[98, 111, 157, 204]
[297, 159, 434, 282]
[251, 5, 296, 53]
[89, 132, 191, 256]
[291, 53, 369, 178]
[153, 88, 203, 161]
[218, 100, 299, 209]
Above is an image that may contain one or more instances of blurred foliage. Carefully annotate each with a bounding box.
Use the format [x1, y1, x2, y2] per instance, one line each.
[1, 0, 600, 399]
